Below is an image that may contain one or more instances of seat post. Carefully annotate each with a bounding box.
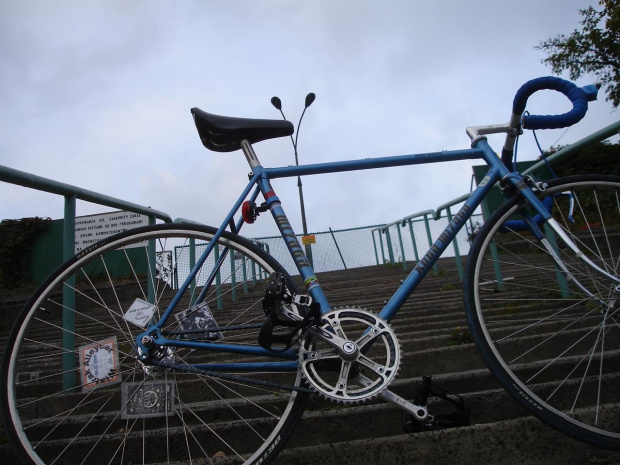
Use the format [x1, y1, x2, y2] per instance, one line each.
[240, 139, 261, 170]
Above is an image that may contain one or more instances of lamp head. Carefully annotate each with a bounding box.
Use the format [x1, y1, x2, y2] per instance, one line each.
[304, 93, 316, 108]
[271, 96, 282, 110]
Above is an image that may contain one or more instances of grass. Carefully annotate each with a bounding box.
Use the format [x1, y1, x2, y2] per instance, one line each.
[447, 327, 473, 346]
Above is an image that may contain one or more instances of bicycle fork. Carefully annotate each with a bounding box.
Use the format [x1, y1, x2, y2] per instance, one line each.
[542, 217, 620, 305]
[504, 172, 620, 304]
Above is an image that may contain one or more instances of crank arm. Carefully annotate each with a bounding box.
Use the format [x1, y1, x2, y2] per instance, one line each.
[356, 374, 429, 421]
[279, 307, 357, 359]
[306, 325, 360, 360]
[379, 389, 429, 422]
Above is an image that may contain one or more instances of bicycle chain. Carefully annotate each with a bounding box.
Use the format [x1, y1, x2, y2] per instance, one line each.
[147, 358, 315, 394]
[162, 322, 263, 337]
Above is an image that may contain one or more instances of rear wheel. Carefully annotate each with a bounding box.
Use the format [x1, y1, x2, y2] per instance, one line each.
[0, 223, 307, 464]
[466, 175, 620, 449]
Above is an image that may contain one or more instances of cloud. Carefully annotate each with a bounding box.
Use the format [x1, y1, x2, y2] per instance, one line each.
[1, 0, 617, 241]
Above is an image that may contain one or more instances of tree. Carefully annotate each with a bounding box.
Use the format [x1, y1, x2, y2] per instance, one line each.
[536, 0, 620, 107]
[0, 216, 51, 294]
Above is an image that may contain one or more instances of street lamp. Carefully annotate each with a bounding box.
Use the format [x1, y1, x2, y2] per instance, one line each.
[271, 92, 316, 266]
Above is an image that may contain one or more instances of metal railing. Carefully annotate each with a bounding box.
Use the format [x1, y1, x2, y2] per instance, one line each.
[0, 165, 173, 390]
[373, 120, 620, 281]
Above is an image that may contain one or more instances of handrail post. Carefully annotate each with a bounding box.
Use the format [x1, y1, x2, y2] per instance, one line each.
[189, 238, 196, 305]
[379, 230, 386, 264]
[384, 227, 395, 265]
[148, 215, 157, 304]
[372, 230, 380, 266]
[242, 254, 249, 294]
[396, 223, 407, 271]
[446, 206, 464, 282]
[423, 214, 439, 276]
[407, 219, 420, 262]
[62, 194, 76, 391]
[214, 245, 223, 309]
[231, 249, 237, 302]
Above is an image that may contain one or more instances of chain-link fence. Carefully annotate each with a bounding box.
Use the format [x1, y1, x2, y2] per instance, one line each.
[254, 213, 483, 277]
[171, 210, 484, 293]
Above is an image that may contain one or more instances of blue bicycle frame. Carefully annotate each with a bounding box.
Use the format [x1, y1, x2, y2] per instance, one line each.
[135, 136, 552, 371]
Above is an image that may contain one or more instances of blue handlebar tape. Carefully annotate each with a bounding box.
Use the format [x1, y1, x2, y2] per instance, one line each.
[512, 76, 589, 130]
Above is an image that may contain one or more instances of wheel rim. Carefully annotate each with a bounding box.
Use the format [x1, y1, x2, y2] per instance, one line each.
[470, 177, 620, 444]
[2, 225, 306, 464]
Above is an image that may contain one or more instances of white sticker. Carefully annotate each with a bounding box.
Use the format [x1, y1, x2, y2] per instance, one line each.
[174, 302, 222, 341]
[79, 337, 122, 392]
[123, 298, 157, 328]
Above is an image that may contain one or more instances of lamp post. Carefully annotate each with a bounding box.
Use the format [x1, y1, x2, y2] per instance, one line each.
[271, 92, 315, 266]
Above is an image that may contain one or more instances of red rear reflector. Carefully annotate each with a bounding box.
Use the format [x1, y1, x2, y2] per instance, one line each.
[242, 201, 255, 224]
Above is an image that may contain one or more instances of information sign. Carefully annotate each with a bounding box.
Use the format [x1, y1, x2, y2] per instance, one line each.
[75, 211, 149, 252]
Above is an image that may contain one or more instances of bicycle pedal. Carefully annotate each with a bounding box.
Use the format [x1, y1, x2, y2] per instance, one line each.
[402, 411, 471, 433]
[403, 376, 471, 433]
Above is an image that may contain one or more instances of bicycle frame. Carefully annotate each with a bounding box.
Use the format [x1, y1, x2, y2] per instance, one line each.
[136, 136, 559, 369]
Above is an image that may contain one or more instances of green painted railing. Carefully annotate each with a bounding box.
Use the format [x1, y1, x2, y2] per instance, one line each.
[373, 120, 620, 280]
[1, 164, 172, 390]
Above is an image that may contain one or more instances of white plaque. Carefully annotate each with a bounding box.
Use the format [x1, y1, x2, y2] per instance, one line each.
[124, 298, 157, 328]
[78, 337, 122, 392]
[75, 210, 149, 253]
[121, 380, 175, 419]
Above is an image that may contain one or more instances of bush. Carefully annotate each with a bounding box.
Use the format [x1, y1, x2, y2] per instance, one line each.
[0, 217, 51, 292]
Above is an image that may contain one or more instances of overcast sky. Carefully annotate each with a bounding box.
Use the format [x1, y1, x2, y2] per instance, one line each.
[1, 0, 618, 238]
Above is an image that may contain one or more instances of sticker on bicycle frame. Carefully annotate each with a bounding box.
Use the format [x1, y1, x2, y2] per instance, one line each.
[479, 175, 491, 186]
[303, 275, 319, 290]
[78, 337, 121, 392]
[174, 301, 222, 341]
[121, 380, 175, 419]
[123, 298, 157, 328]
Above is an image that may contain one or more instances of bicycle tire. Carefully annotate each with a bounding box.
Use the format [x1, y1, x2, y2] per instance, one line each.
[0, 223, 308, 465]
[465, 175, 620, 449]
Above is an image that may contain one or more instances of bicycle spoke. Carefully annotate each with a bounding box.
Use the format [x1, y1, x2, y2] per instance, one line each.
[2, 225, 307, 464]
[468, 176, 620, 448]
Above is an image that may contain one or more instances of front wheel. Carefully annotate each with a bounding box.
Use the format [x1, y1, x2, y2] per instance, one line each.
[465, 175, 620, 450]
[0, 223, 307, 465]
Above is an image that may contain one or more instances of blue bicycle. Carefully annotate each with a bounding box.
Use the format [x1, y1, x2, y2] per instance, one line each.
[2, 76, 619, 464]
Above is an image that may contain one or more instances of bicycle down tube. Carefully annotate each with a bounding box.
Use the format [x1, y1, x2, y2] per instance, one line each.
[165, 137, 519, 329]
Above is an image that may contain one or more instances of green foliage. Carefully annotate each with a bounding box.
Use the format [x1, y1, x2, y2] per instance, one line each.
[548, 141, 620, 176]
[439, 282, 456, 291]
[536, 0, 620, 107]
[0, 216, 52, 292]
[447, 327, 473, 346]
[546, 142, 620, 227]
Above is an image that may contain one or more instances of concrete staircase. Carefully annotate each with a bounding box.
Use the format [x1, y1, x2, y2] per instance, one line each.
[2, 257, 620, 464]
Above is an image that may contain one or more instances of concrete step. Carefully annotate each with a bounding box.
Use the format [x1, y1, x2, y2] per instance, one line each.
[2, 256, 618, 464]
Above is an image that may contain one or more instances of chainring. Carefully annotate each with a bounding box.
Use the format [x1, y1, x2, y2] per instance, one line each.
[299, 307, 401, 403]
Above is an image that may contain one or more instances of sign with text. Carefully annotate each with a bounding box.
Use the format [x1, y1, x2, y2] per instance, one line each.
[78, 337, 121, 392]
[75, 211, 149, 252]
[302, 235, 316, 245]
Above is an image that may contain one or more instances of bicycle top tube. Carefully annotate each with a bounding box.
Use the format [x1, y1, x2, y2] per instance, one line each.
[263, 147, 485, 179]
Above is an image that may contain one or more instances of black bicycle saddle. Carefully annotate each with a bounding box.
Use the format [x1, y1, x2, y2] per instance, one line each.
[191, 108, 294, 153]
